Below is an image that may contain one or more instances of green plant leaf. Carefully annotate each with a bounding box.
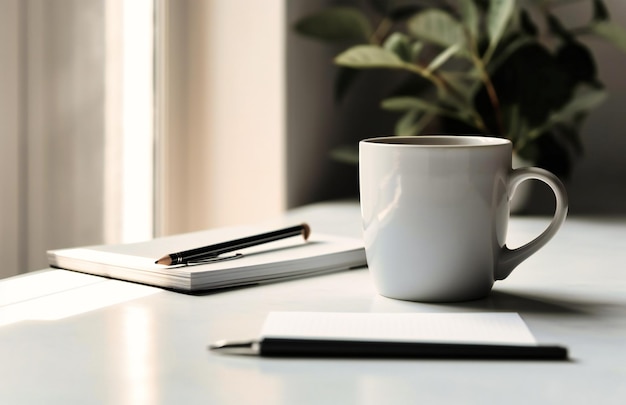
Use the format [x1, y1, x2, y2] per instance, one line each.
[484, 0, 515, 62]
[486, 36, 535, 75]
[553, 123, 584, 156]
[527, 86, 607, 143]
[407, 9, 465, 48]
[394, 109, 435, 136]
[591, 21, 626, 53]
[411, 41, 424, 61]
[547, 14, 574, 42]
[396, 109, 419, 136]
[439, 70, 476, 105]
[476, 42, 573, 131]
[383, 32, 413, 62]
[592, 0, 610, 22]
[519, 9, 538, 37]
[330, 144, 359, 164]
[540, 86, 608, 134]
[527, 131, 574, 178]
[335, 45, 407, 69]
[381, 96, 443, 112]
[334, 67, 361, 102]
[459, 1, 480, 43]
[294, 6, 372, 43]
[555, 41, 597, 84]
[382, 95, 471, 124]
[503, 104, 530, 145]
[369, 0, 430, 21]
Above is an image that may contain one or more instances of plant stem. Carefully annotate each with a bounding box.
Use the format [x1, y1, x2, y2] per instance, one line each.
[462, 25, 490, 133]
[370, 17, 393, 45]
[482, 71, 505, 135]
[403, 64, 488, 132]
[473, 55, 505, 135]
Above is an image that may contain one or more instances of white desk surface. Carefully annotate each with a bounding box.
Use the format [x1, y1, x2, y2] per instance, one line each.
[1, 202, 625, 404]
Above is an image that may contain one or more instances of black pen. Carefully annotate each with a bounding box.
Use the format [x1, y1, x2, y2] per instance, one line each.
[209, 338, 568, 360]
[155, 223, 311, 265]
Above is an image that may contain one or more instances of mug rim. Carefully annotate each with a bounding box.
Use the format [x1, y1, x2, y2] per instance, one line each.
[361, 135, 511, 148]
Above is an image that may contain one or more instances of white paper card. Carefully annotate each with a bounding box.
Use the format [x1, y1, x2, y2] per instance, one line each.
[261, 312, 537, 346]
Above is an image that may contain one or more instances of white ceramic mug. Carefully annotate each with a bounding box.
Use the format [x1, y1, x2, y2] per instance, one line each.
[359, 136, 568, 302]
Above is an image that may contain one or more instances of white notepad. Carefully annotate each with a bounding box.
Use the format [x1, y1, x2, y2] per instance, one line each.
[47, 225, 365, 292]
[261, 312, 538, 346]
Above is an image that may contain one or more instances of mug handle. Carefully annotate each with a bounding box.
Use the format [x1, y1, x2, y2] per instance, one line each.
[495, 167, 568, 280]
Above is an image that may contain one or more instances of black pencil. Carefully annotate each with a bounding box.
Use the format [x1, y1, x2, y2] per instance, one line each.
[155, 223, 311, 265]
[209, 338, 569, 360]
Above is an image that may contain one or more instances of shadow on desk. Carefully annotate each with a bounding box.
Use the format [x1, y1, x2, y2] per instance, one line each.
[368, 288, 617, 319]
[463, 290, 606, 316]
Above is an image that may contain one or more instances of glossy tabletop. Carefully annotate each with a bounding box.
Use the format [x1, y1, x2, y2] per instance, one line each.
[1, 202, 625, 404]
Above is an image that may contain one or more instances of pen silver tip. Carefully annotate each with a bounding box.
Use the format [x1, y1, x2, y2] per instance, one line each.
[209, 340, 260, 355]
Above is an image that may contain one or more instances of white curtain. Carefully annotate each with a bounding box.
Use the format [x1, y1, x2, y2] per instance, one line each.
[0, 0, 154, 278]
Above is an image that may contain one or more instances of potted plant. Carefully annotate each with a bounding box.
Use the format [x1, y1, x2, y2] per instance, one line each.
[295, 0, 626, 179]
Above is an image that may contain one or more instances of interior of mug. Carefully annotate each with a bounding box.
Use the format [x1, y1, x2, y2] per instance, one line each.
[363, 135, 510, 147]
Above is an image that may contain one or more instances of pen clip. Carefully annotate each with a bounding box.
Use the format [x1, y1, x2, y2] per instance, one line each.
[186, 253, 244, 266]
